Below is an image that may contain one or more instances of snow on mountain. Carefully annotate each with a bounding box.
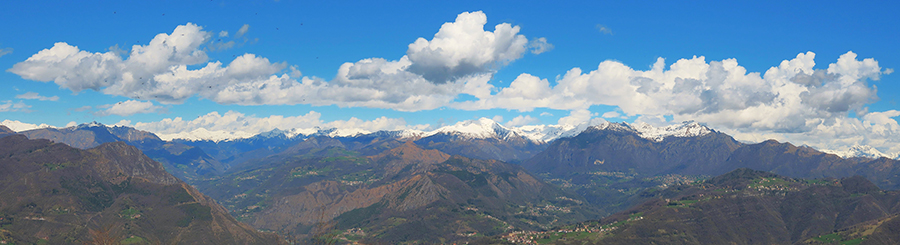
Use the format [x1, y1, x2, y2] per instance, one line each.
[318, 127, 373, 138]
[156, 128, 258, 142]
[152, 117, 715, 144]
[1, 119, 60, 132]
[429, 118, 517, 140]
[516, 118, 609, 142]
[632, 121, 713, 142]
[821, 145, 900, 160]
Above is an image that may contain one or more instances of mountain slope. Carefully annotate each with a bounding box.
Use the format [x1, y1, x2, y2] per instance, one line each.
[498, 169, 900, 244]
[196, 140, 599, 243]
[724, 140, 900, 190]
[0, 134, 278, 244]
[523, 122, 900, 218]
[19, 123, 225, 182]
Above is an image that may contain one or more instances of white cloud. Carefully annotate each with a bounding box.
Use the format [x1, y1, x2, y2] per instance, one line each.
[9, 23, 212, 101]
[491, 115, 504, 123]
[457, 51, 887, 131]
[505, 115, 539, 127]
[0, 101, 30, 112]
[454, 50, 896, 155]
[601, 111, 621, 118]
[558, 109, 596, 126]
[539, 112, 552, 117]
[529, 37, 553, 54]
[10, 12, 540, 112]
[406, 11, 530, 83]
[236, 24, 249, 38]
[96, 100, 162, 116]
[16, 92, 59, 101]
[218, 31, 228, 37]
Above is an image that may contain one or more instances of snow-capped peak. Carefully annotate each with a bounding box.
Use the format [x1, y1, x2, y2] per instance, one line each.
[76, 121, 106, 129]
[156, 128, 257, 142]
[516, 118, 611, 142]
[431, 118, 513, 139]
[821, 145, 900, 160]
[633, 121, 712, 142]
[256, 128, 308, 139]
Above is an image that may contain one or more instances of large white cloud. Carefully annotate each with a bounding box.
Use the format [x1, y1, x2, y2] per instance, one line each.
[454, 51, 895, 154]
[406, 11, 529, 83]
[455, 51, 885, 128]
[10, 12, 546, 111]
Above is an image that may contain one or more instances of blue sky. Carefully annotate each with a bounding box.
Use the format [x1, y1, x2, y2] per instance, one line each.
[1, 1, 899, 154]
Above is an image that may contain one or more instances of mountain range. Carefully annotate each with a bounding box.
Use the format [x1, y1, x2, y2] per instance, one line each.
[6, 119, 900, 244]
[18, 123, 226, 183]
[0, 126, 278, 244]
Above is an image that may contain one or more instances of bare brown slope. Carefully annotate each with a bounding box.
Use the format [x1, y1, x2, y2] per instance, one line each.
[19, 124, 226, 182]
[198, 140, 599, 244]
[0, 135, 278, 244]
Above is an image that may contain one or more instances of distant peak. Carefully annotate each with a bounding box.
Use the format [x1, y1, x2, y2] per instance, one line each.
[583, 121, 713, 142]
[821, 144, 899, 159]
[256, 128, 307, 139]
[431, 117, 512, 139]
[632, 121, 712, 141]
[76, 121, 106, 129]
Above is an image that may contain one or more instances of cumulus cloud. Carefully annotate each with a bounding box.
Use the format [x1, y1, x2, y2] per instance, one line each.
[95, 100, 162, 116]
[218, 31, 228, 37]
[406, 11, 530, 83]
[735, 110, 900, 157]
[505, 115, 540, 127]
[455, 51, 895, 154]
[16, 92, 59, 101]
[0, 101, 30, 112]
[10, 12, 542, 111]
[529, 37, 553, 54]
[457, 51, 886, 131]
[9, 23, 212, 101]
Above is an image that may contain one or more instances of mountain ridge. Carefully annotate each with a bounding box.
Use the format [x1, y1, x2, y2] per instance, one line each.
[0, 134, 279, 244]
